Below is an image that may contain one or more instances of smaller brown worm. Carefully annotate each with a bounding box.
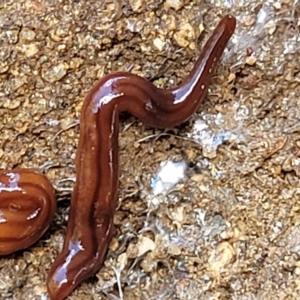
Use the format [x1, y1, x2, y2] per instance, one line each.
[0, 169, 56, 255]
[47, 15, 236, 300]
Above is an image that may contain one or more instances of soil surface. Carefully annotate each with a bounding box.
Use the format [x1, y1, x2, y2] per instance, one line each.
[1, 0, 300, 299]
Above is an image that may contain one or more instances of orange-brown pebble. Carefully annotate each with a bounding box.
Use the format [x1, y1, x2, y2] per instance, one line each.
[0, 169, 56, 255]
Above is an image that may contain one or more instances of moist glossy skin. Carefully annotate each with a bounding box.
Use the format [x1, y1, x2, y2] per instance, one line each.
[0, 169, 56, 255]
[47, 15, 236, 300]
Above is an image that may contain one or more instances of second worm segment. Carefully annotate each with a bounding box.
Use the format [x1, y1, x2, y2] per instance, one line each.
[0, 169, 56, 255]
[47, 15, 236, 300]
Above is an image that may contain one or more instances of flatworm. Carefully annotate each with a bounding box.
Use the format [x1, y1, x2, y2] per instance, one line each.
[47, 15, 236, 300]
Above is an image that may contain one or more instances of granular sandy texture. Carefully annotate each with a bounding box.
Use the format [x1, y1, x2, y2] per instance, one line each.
[1, 0, 300, 299]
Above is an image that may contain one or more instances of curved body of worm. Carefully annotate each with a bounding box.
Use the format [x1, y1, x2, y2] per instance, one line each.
[0, 169, 56, 255]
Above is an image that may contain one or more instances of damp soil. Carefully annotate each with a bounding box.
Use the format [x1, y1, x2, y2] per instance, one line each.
[1, 1, 300, 299]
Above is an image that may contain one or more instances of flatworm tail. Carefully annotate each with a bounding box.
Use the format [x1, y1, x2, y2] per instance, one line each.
[47, 15, 236, 300]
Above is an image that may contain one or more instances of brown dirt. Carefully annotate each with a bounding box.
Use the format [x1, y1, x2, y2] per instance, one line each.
[1, 0, 300, 299]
